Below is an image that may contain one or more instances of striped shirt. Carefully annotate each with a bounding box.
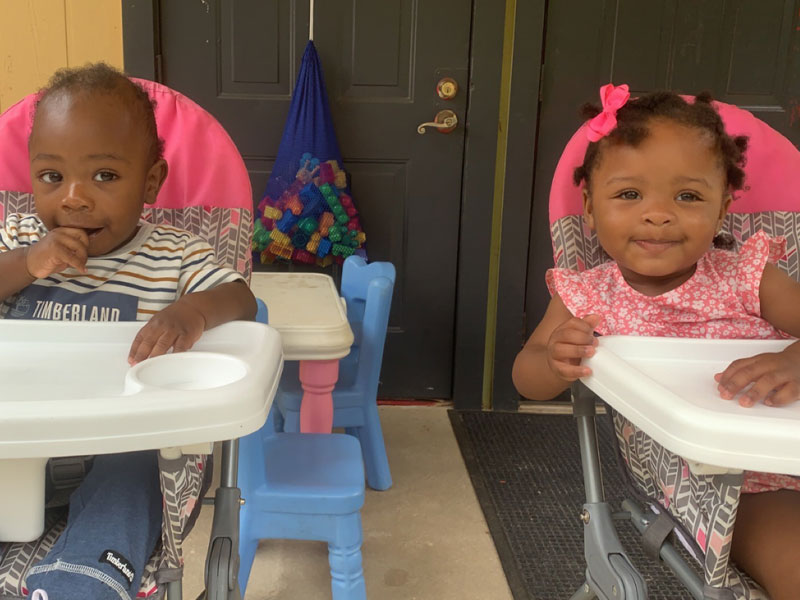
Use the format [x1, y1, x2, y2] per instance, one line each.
[0, 213, 244, 322]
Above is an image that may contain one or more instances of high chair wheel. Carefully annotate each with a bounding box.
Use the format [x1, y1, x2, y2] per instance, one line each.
[607, 554, 647, 599]
[205, 537, 240, 600]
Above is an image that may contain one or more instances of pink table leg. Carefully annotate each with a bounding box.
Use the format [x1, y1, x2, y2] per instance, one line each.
[298, 359, 339, 433]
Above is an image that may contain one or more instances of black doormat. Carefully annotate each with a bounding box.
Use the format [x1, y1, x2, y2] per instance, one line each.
[448, 410, 693, 600]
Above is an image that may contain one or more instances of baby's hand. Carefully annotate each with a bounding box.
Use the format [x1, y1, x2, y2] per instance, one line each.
[26, 227, 89, 278]
[128, 300, 207, 365]
[546, 314, 601, 382]
[715, 350, 800, 407]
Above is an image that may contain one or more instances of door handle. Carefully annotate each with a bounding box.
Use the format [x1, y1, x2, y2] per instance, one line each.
[417, 109, 458, 134]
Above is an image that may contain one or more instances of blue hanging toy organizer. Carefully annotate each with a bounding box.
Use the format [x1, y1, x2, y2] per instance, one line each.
[253, 41, 367, 267]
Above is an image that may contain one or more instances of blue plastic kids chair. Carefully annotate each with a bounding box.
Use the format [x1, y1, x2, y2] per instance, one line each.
[274, 255, 396, 491]
[237, 408, 367, 600]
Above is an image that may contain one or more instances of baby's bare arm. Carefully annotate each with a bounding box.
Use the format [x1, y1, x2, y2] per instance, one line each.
[178, 280, 257, 330]
[0, 227, 90, 301]
[0, 248, 36, 301]
[128, 280, 257, 364]
[512, 294, 599, 400]
[715, 264, 800, 406]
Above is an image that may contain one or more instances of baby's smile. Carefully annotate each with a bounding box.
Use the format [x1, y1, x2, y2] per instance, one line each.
[633, 239, 679, 253]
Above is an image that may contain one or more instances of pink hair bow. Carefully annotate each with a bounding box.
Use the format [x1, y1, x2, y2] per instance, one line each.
[585, 83, 630, 142]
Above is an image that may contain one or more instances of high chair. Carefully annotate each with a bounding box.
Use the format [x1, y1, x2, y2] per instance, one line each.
[547, 98, 800, 600]
[0, 80, 258, 600]
[274, 255, 396, 490]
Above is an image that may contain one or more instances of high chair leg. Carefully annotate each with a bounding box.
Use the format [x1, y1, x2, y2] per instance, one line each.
[572, 383, 647, 600]
[165, 579, 182, 599]
[570, 581, 598, 600]
[205, 440, 242, 600]
[623, 499, 708, 600]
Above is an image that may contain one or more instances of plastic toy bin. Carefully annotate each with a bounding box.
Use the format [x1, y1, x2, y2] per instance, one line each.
[0, 320, 283, 542]
[583, 336, 800, 475]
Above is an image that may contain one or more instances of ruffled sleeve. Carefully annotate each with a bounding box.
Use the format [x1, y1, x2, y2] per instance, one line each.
[546, 266, 610, 331]
[730, 231, 785, 316]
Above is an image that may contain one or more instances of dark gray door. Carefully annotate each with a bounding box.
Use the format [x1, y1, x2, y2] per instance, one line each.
[157, 0, 473, 398]
[526, 0, 800, 334]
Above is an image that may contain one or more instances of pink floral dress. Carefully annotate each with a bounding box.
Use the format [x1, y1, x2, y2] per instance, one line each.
[547, 231, 800, 494]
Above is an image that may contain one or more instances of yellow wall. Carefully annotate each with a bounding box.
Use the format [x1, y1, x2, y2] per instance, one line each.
[0, 0, 124, 112]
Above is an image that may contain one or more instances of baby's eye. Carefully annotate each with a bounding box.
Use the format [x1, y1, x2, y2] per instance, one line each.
[93, 171, 118, 182]
[39, 171, 62, 184]
[617, 190, 640, 200]
[677, 192, 700, 202]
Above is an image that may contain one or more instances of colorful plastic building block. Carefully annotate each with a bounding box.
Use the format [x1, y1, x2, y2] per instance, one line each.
[325, 160, 347, 189]
[344, 230, 359, 247]
[318, 162, 335, 184]
[317, 238, 332, 258]
[292, 249, 317, 264]
[297, 216, 319, 235]
[292, 231, 310, 248]
[296, 153, 321, 184]
[306, 232, 321, 254]
[269, 229, 291, 246]
[318, 212, 334, 236]
[284, 194, 303, 216]
[319, 182, 340, 200]
[268, 242, 293, 260]
[332, 243, 355, 258]
[300, 182, 325, 204]
[275, 211, 299, 233]
[328, 225, 343, 243]
[252, 220, 271, 249]
[299, 184, 326, 219]
[262, 205, 283, 220]
[256, 151, 366, 267]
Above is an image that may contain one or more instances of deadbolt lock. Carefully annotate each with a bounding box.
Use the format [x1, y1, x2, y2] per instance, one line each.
[436, 77, 458, 100]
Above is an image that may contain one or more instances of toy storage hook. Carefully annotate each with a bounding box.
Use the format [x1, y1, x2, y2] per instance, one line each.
[309, 0, 314, 41]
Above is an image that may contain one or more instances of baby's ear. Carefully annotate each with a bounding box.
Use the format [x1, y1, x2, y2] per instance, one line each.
[582, 188, 596, 230]
[719, 192, 732, 221]
[144, 159, 168, 205]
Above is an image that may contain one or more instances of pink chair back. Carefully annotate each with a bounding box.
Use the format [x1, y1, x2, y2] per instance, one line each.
[0, 78, 254, 277]
[0, 79, 251, 210]
[550, 100, 800, 223]
[549, 98, 800, 277]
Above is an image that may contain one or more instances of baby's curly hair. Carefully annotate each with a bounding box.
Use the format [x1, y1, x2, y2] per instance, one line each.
[34, 62, 164, 166]
[573, 91, 748, 192]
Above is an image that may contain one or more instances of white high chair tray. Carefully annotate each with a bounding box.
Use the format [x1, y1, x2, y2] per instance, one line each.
[0, 320, 282, 541]
[0, 320, 283, 457]
[583, 336, 800, 475]
[249, 272, 354, 360]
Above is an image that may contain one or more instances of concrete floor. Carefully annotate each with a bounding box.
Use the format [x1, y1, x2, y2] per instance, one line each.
[182, 406, 513, 599]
